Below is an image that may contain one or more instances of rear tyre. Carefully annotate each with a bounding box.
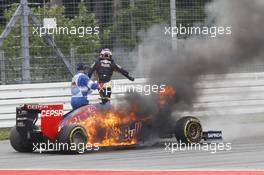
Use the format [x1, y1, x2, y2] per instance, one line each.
[57, 124, 88, 154]
[10, 126, 34, 152]
[174, 116, 202, 144]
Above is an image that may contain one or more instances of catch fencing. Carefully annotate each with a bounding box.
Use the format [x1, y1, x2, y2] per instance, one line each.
[2, 0, 263, 85]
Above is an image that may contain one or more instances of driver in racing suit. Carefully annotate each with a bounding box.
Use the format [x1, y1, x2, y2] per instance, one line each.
[88, 48, 135, 104]
[71, 63, 98, 109]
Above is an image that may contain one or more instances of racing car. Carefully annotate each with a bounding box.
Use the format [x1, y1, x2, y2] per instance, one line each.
[10, 101, 222, 153]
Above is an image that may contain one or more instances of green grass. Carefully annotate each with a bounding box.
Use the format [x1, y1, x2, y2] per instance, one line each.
[0, 128, 11, 140]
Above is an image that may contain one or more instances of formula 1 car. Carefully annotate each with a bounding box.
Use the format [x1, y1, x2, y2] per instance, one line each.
[10, 102, 222, 153]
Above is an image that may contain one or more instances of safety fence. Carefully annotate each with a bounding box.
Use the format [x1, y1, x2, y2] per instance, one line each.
[0, 0, 225, 84]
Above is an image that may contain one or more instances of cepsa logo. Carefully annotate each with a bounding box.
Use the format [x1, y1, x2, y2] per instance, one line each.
[25, 104, 48, 110]
[41, 109, 63, 117]
[41, 105, 64, 117]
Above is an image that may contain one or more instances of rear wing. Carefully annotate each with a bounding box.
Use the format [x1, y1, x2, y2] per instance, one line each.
[16, 104, 64, 140]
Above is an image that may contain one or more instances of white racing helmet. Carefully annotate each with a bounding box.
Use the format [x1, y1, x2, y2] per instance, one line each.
[100, 48, 112, 59]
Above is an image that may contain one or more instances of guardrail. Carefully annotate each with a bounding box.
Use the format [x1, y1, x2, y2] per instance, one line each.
[1, 72, 264, 128]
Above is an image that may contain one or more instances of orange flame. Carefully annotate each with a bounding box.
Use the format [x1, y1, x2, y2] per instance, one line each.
[73, 85, 176, 147]
[159, 85, 176, 107]
[81, 108, 140, 147]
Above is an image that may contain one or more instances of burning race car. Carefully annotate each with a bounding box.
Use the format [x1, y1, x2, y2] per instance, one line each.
[10, 86, 222, 153]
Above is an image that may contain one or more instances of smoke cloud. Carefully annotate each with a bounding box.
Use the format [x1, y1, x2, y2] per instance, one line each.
[122, 0, 264, 139]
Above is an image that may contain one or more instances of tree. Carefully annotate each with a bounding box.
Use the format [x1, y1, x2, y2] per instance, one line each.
[0, 2, 109, 83]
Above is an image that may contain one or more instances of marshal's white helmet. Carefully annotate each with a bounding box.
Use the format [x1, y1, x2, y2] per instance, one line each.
[100, 48, 112, 59]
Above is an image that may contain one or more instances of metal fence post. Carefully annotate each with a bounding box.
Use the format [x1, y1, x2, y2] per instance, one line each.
[21, 0, 31, 84]
[0, 50, 5, 85]
[170, 0, 177, 51]
[130, 0, 136, 40]
[70, 47, 76, 73]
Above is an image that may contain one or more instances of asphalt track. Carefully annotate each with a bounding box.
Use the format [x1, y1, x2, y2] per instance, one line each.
[0, 136, 263, 170]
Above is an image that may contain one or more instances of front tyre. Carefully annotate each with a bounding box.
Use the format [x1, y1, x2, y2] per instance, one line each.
[174, 116, 202, 144]
[10, 126, 34, 152]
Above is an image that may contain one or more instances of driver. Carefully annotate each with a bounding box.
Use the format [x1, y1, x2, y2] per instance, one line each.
[71, 63, 98, 109]
[88, 48, 135, 104]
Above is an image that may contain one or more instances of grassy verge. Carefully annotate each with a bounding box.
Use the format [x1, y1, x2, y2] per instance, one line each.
[0, 128, 10, 140]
